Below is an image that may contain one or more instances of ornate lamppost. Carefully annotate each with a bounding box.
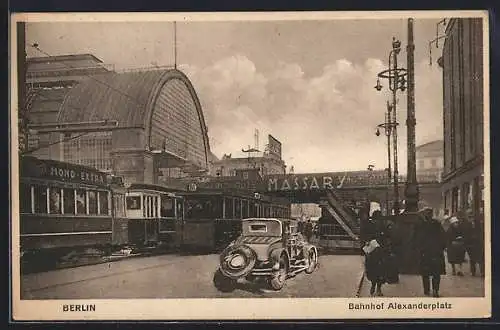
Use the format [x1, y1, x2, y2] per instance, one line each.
[375, 101, 399, 215]
[374, 37, 407, 214]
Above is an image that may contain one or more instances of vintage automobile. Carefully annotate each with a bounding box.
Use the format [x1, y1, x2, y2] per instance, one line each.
[213, 218, 318, 292]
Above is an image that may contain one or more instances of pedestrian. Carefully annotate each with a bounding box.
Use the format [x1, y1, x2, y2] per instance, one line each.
[384, 220, 400, 284]
[446, 215, 466, 276]
[414, 207, 446, 297]
[463, 210, 485, 277]
[304, 220, 313, 242]
[363, 225, 388, 296]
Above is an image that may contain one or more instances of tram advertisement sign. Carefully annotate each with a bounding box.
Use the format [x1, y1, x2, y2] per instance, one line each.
[265, 170, 389, 192]
[21, 156, 107, 186]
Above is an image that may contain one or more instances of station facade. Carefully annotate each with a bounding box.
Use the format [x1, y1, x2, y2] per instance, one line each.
[24, 55, 212, 186]
[439, 18, 484, 220]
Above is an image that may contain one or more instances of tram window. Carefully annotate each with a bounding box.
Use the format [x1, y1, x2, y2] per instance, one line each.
[249, 201, 256, 217]
[63, 188, 75, 215]
[161, 196, 175, 217]
[264, 206, 270, 217]
[185, 196, 222, 219]
[126, 196, 141, 210]
[242, 199, 248, 218]
[88, 191, 98, 215]
[49, 188, 62, 214]
[76, 189, 87, 215]
[224, 197, 234, 219]
[99, 191, 109, 215]
[20, 183, 31, 213]
[34, 185, 48, 214]
[177, 200, 183, 218]
[152, 196, 157, 218]
[235, 199, 241, 219]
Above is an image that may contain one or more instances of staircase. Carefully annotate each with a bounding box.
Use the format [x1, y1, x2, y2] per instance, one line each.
[318, 189, 361, 251]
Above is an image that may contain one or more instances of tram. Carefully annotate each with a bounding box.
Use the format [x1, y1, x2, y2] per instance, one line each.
[18, 155, 122, 268]
[18, 156, 291, 268]
[179, 188, 291, 251]
[116, 183, 184, 249]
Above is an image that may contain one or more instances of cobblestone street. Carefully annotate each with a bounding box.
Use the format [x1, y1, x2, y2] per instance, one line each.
[21, 253, 365, 299]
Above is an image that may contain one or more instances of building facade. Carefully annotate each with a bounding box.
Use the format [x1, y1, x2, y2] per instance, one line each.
[212, 134, 286, 178]
[24, 54, 212, 186]
[416, 140, 443, 183]
[439, 18, 484, 219]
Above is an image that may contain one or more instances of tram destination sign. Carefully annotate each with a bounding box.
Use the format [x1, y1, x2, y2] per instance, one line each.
[21, 156, 107, 186]
[264, 170, 389, 192]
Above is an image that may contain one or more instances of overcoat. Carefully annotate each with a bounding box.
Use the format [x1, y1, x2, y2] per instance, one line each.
[414, 217, 446, 275]
[446, 223, 466, 264]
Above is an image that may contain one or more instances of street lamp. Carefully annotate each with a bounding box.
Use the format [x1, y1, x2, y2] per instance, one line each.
[375, 101, 399, 215]
[374, 37, 407, 215]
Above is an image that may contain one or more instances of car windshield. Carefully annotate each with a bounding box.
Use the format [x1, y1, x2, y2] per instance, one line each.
[242, 219, 282, 237]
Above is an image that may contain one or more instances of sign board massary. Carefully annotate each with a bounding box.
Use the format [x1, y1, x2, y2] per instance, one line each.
[265, 170, 390, 192]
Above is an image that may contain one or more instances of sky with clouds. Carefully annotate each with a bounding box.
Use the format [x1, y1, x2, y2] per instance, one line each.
[26, 16, 446, 174]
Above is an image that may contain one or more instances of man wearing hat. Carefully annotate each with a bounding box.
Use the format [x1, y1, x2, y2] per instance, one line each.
[414, 207, 446, 297]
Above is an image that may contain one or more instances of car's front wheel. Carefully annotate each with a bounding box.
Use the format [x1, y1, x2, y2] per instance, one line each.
[213, 268, 237, 292]
[269, 255, 288, 291]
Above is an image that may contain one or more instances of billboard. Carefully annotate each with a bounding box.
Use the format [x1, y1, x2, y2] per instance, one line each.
[267, 134, 282, 160]
[264, 170, 390, 192]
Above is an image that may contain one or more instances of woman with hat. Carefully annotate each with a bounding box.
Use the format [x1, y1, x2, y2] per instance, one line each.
[446, 215, 466, 276]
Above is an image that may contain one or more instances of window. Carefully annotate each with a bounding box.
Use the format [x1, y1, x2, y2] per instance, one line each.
[249, 201, 256, 217]
[49, 188, 62, 214]
[99, 191, 109, 215]
[63, 188, 75, 214]
[88, 191, 98, 215]
[143, 196, 148, 217]
[234, 199, 241, 219]
[224, 197, 234, 219]
[161, 196, 175, 217]
[249, 224, 267, 233]
[126, 196, 141, 210]
[243, 172, 249, 179]
[242, 199, 248, 218]
[431, 158, 437, 167]
[185, 196, 223, 219]
[20, 184, 31, 213]
[463, 182, 472, 211]
[418, 160, 425, 169]
[34, 185, 48, 213]
[255, 203, 261, 217]
[76, 189, 87, 215]
[264, 206, 270, 217]
[63, 131, 112, 171]
[177, 200, 184, 218]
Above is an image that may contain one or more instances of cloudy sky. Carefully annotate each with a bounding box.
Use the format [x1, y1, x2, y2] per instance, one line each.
[26, 16, 447, 174]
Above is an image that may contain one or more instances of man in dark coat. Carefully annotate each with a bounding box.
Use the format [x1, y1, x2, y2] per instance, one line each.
[464, 210, 485, 276]
[414, 207, 446, 297]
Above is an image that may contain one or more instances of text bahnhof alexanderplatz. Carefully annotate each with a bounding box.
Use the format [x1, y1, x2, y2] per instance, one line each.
[349, 301, 452, 311]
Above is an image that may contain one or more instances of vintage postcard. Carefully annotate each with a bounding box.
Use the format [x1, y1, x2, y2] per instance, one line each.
[10, 10, 491, 320]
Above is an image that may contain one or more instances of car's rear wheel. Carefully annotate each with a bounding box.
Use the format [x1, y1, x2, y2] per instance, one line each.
[213, 268, 237, 292]
[269, 255, 288, 291]
[305, 248, 318, 274]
